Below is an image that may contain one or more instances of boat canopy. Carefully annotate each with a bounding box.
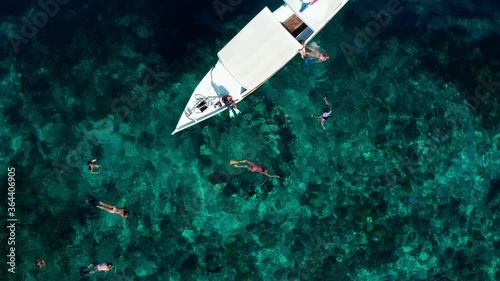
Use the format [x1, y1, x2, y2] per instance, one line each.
[283, 0, 348, 32]
[217, 7, 301, 90]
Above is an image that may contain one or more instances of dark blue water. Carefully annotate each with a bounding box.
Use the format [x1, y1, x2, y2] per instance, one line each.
[1, 0, 500, 280]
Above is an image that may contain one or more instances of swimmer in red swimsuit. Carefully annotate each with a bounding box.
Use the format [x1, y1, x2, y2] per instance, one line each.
[230, 160, 280, 178]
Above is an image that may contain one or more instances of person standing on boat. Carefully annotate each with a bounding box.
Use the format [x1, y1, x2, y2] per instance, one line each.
[298, 41, 329, 66]
[221, 95, 241, 118]
[230, 160, 280, 178]
[311, 97, 332, 131]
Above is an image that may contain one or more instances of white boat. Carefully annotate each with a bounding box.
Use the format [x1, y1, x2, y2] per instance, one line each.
[172, 0, 349, 135]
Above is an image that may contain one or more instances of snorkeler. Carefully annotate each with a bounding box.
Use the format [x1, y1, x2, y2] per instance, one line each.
[87, 159, 102, 174]
[298, 41, 329, 66]
[80, 263, 113, 276]
[311, 97, 332, 131]
[88, 196, 129, 219]
[221, 95, 241, 118]
[230, 160, 280, 178]
[35, 257, 46, 269]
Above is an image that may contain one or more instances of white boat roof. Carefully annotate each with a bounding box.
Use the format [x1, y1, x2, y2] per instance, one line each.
[217, 7, 301, 90]
[284, 0, 348, 32]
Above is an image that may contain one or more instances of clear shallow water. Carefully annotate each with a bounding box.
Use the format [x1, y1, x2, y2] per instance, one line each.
[1, 0, 500, 280]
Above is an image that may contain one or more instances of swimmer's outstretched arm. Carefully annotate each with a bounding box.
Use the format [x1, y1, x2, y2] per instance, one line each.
[306, 45, 316, 52]
[299, 48, 306, 59]
[234, 164, 251, 170]
[239, 160, 255, 165]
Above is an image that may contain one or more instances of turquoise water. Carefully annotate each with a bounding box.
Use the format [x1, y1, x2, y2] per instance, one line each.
[1, 0, 500, 280]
